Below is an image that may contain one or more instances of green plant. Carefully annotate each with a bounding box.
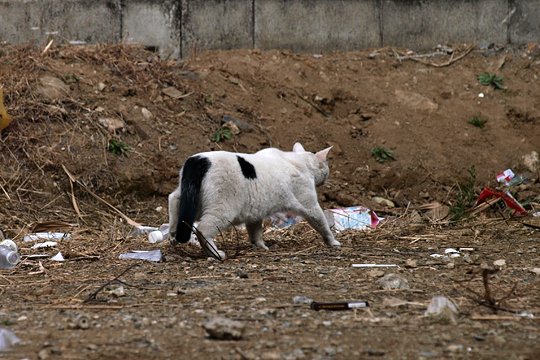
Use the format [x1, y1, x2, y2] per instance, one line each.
[371, 146, 395, 163]
[204, 94, 214, 105]
[468, 115, 487, 129]
[211, 126, 233, 143]
[107, 139, 129, 155]
[478, 73, 504, 89]
[450, 166, 477, 221]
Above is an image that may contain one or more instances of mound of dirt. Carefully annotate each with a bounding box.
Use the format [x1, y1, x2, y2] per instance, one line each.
[1, 43, 539, 231]
[0, 43, 539, 360]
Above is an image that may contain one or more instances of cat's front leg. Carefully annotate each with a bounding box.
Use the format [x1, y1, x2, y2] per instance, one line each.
[168, 187, 181, 243]
[302, 207, 341, 247]
[246, 220, 268, 250]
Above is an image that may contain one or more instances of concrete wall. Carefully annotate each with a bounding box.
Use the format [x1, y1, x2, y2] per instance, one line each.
[1, 0, 539, 58]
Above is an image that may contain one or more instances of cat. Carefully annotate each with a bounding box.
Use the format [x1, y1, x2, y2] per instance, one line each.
[168, 142, 340, 259]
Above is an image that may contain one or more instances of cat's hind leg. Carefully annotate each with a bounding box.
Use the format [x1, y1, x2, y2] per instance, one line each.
[246, 220, 268, 250]
[168, 186, 181, 243]
[195, 214, 229, 260]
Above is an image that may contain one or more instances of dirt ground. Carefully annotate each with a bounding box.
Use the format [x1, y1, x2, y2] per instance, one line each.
[0, 43, 539, 359]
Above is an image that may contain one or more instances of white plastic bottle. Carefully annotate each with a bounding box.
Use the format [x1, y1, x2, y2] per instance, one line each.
[0, 240, 20, 269]
[148, 224, 170, 244]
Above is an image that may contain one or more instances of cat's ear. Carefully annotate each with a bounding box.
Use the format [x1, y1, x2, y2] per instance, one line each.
[315, 146, 332, 162]
[293, 142, 305, 153]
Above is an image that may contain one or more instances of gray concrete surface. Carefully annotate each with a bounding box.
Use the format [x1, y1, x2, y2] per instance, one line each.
[0, 0, 538, 58]
[255, 0, 380, 53]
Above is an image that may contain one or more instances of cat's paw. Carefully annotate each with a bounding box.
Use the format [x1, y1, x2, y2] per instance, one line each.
[327, 239, 341, 247]
[253, 242, 269, 251]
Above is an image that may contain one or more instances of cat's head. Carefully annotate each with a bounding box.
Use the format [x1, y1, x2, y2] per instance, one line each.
[293, 142, 332, 186]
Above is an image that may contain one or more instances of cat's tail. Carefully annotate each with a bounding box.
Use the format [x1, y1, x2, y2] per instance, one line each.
[176, 155, 211, 243]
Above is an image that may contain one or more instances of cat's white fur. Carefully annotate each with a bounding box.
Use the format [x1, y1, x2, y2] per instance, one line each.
[168, 142, 340, 259]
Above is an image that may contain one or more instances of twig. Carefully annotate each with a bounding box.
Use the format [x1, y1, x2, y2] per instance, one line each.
[84, 264, 139, 303]
[404, 45, 475, 68]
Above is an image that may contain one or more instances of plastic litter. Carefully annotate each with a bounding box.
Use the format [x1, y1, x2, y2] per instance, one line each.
[352, 263, 398, 268]
[325, 206, 381, 231]
[119, 249, 162, 262]
[50, 252, 65, 262]
[292, 295, 313, 305]
[31, 241, 57, 249]
[148, 224, 170, 244]
[131, 225, 159, 237]
[425, 295, 459, 324]
[0, 327, 21, 351]
[0, 240, 20, 269]
[269, 212, 304, 228]
[476, 168, 527, 216]
[23, 232, 71, 242]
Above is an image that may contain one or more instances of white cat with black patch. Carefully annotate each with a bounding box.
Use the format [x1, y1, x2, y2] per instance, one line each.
[168, 142, 340, 259]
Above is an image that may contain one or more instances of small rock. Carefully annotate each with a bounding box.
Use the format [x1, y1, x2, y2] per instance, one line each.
[141, 107, 153, 120]
[38, 349, 50, 360]
[523, 151, 539, 172]
[404, 259, 417, 268]
[372, 197, 395, 208]
[366, 269, 385, 278]
[493, 259, 506, 268]
[98, 117, 125, 133]
[36, 76, 70, 100]
[445, 344, 464, 353]
[97, 82, 106, 92]
[203, 317, 245, 340]
[162, 86, 186, 99]
[106, 285, 125, 298]
[531, 268, 540, 275]
[395, 89, 438, 112]
[376, 273, 410, 290]
[335, 192, 357, 207]
[223, 121, 241, 135]
[236, 270, 249, 279]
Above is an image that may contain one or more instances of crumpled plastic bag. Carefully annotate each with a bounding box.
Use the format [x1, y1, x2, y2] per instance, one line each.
[0, 327, 21, 351]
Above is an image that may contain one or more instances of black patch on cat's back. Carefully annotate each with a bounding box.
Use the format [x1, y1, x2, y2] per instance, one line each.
[237, 156, 257, 179]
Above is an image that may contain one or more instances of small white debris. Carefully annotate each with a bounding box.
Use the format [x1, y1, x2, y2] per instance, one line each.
[50, 252, 65, 262]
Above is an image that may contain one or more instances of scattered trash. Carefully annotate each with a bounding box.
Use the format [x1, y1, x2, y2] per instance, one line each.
[203, 317, 245, 340]
[496, 169, 523, 187]
[292, 295, 313, 305]
[376, 273, 410, 290]
[31, 241, 58, 249]
[0, 327, 21, 351]
[325, 206, 381, 231]
[478, 92, 485, 98]
[23, 232, 71, 242]
[50, 252, 65, 262]
[516, 311, 535, 319]
[0, 240, 20, 269]
[119, 249, 162, 262]
[131, 225, 159, 236]
[148, 224, 170, 244]
[425, 295, 459, 324]
[310, 301, 369, 311]
[269, 212, 304, 228]
[105, 285, 126, 298]
[430, 248, 462, 259]
[352, 263, 398, 268]
[475, 169, 527, 216]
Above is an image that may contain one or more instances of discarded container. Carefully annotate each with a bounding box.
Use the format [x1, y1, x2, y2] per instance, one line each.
[496, 169, 523, 187]
[476, 187, 527, 216]
[148, 224, 170, 244]
[0, 327, 21, 351]
[325, 206, 381, 232]
[23, 232, 71, 242]
[0, 240, 20, 269]
[269, 212, 304, 228]
[311, 301, 369, 311]
[425, 295, 459, 324]
[119, 249, 162, 262]
[31, 241, 57, 249]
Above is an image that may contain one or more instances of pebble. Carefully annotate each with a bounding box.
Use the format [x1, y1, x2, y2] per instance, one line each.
[203, 317, 245, 340]
[376, 273, 410, 290]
